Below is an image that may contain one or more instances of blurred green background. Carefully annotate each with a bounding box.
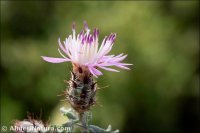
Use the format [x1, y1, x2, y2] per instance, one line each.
[1, 1, 199, 132]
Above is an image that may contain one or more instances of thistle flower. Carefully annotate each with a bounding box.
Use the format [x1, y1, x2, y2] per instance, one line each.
[41, 21, 132, 113]
[41, 21, 132, 77]
[13, 118, 47, 133]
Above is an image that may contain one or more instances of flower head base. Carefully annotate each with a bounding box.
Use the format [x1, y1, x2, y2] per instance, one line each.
[42, 21, 132, 77]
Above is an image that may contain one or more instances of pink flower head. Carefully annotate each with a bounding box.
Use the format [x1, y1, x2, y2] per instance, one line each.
[41, 21, 132, 77]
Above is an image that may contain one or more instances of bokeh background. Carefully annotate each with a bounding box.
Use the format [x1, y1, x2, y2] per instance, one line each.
[1, 1, 199, 132]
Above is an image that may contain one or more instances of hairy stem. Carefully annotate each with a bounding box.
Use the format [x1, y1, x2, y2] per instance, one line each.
[78, 112, 89, 133]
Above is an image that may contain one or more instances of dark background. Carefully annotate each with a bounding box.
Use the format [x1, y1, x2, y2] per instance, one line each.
[1, 1, 199, 132]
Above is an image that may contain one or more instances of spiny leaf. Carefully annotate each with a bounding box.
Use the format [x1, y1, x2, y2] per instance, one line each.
[88, 124, 119, 133]
[60, 107, 77, 120]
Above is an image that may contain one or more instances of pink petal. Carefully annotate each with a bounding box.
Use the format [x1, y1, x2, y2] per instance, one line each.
[115, 64, 131, 70]
[113, 54, 128, 62]
[88, 66, 103, 77]
[98, 66, 120, 72]
[41, 56, 70, 63]
[58, 38, 68, 54]
[119, 63, 133, 66]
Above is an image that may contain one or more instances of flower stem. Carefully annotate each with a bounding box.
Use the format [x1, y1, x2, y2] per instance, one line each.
[78, 112, 89, 133]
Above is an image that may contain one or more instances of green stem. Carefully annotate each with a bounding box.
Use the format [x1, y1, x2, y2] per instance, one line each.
[78, 112, 89, 133]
